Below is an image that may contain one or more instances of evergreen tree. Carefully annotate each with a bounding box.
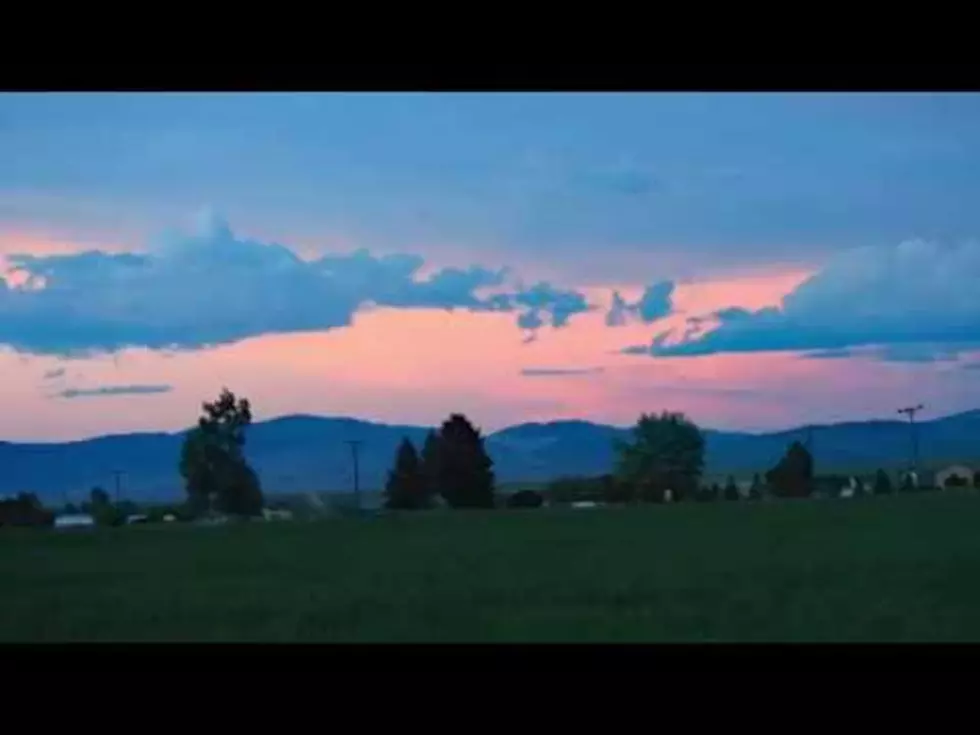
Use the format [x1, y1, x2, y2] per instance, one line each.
[419, 430, 442, 502]
[384, 438, 429, 510]
[723, 475, 740, 501]
[748, 473, 764, 500]
[435, 414, 495, 508]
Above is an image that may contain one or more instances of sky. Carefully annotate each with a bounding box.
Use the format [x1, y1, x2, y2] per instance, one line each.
[2, 91, 980, 441]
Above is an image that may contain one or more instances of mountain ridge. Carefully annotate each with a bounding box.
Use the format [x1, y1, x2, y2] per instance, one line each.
[2, 409, 977, 503]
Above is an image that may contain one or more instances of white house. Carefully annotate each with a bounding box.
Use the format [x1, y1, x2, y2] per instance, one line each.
[262, 508, 294, 521]
[54, 513, 95, 530]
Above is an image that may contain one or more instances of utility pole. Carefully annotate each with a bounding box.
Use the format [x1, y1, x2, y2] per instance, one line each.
[112, 470, 123, 505]
[897, 404, 924, 479]
[345, 440, 363, 512]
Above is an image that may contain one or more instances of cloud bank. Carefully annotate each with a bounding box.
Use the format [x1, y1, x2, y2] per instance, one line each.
[521, 367, 605, 377]
[605, 281, 674, 327]
[0, 212, 592, 355]
[626, 240, 980, 361]
[55, 384, 173, 399]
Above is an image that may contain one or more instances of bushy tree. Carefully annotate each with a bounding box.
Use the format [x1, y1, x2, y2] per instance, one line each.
[0, 493, 54, 528]
[695, 484, 717, 502]
[900, 472, 916, 493]
[179, 388, 264, 518]
[614, 411, 705, 503]
[432, 413, 495, 509]
[507, 489, 544, 509]
[943, 473, 969, 489]
[90, 486, 111, 508]
[384, 438, 429, 510]
[89, 487, 116, 523]
[873, 469, 893, 495]
[766, 441, 813, 498]
[723, 476, 740, 502]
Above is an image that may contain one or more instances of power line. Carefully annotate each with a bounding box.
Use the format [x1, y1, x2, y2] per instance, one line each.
[897, 404, 925, 479]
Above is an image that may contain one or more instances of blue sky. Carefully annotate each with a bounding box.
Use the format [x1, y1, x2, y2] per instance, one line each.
[5, 93, 980, 280]
[1, 92, 979, 440]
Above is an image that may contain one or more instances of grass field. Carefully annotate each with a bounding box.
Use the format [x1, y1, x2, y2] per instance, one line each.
[5, 492, 980, 642]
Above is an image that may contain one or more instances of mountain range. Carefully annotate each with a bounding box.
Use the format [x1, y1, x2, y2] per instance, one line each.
[2, 410, 978, 504]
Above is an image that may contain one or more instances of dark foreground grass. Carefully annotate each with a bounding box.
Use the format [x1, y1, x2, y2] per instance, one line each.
[4, 492, 980, 642]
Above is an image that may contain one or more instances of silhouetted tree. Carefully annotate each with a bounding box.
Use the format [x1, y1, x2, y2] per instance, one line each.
[723, 476, 740, 501]
[179, 387, 264, 518]
[695, 484, 717, 502]
[974, 471, 980, 490]
[433, 413, 495, 508]
[384, 438, 429, 510]
[0, 493, 53, 527]
[900, 472, 916, 493]
[599, 474, 631, 505]
[748, 473, 764, 500]
[507, 489, 544, 508]
[766, 441, 813, 498]
[90, 486, 111, 509]
[64, 503, 79, 515]
[614, 411, 705, 503]
[419, 430, 441, 502]
[944, 473, 969, 489]
[873, 469, 893, 495]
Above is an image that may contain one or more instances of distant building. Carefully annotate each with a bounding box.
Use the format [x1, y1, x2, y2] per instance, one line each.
[935, 465, 974, 489]
[54, 514, 95, 530]
[262, 508, 294, 522]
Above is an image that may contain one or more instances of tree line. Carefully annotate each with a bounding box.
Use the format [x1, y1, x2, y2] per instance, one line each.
[7, 387, 976, 530]
[382, 410, 821, 510]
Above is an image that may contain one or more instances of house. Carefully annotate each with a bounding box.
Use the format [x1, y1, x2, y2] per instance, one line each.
[935, 465, 975, 489]
[125, 514, 149, 525]
[54, 513, 95, 530]
[262, 507, 294, 522]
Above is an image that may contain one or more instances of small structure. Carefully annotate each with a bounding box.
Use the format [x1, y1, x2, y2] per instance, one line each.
[125, 514, 149, 525]
[163, 514, 177, 523]
[571, 500, 599, 510]
[935, 465, 974, 489]
[262, 507, 294, 522]
[54, 513, 95, 530]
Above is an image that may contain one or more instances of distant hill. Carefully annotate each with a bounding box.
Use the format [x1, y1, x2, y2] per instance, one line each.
[2, 410, 978, 504]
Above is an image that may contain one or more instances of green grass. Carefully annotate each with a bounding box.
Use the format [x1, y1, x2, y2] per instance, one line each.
[5, 492, 980, 642]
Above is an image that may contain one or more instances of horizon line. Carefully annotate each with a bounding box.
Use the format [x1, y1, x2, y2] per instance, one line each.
[2, 407, 976, 446]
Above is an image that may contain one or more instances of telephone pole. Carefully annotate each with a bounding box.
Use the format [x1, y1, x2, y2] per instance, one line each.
[897, 404, 924, 477]
[345, 440, 363, 512]
[112, 470, 123, 505]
